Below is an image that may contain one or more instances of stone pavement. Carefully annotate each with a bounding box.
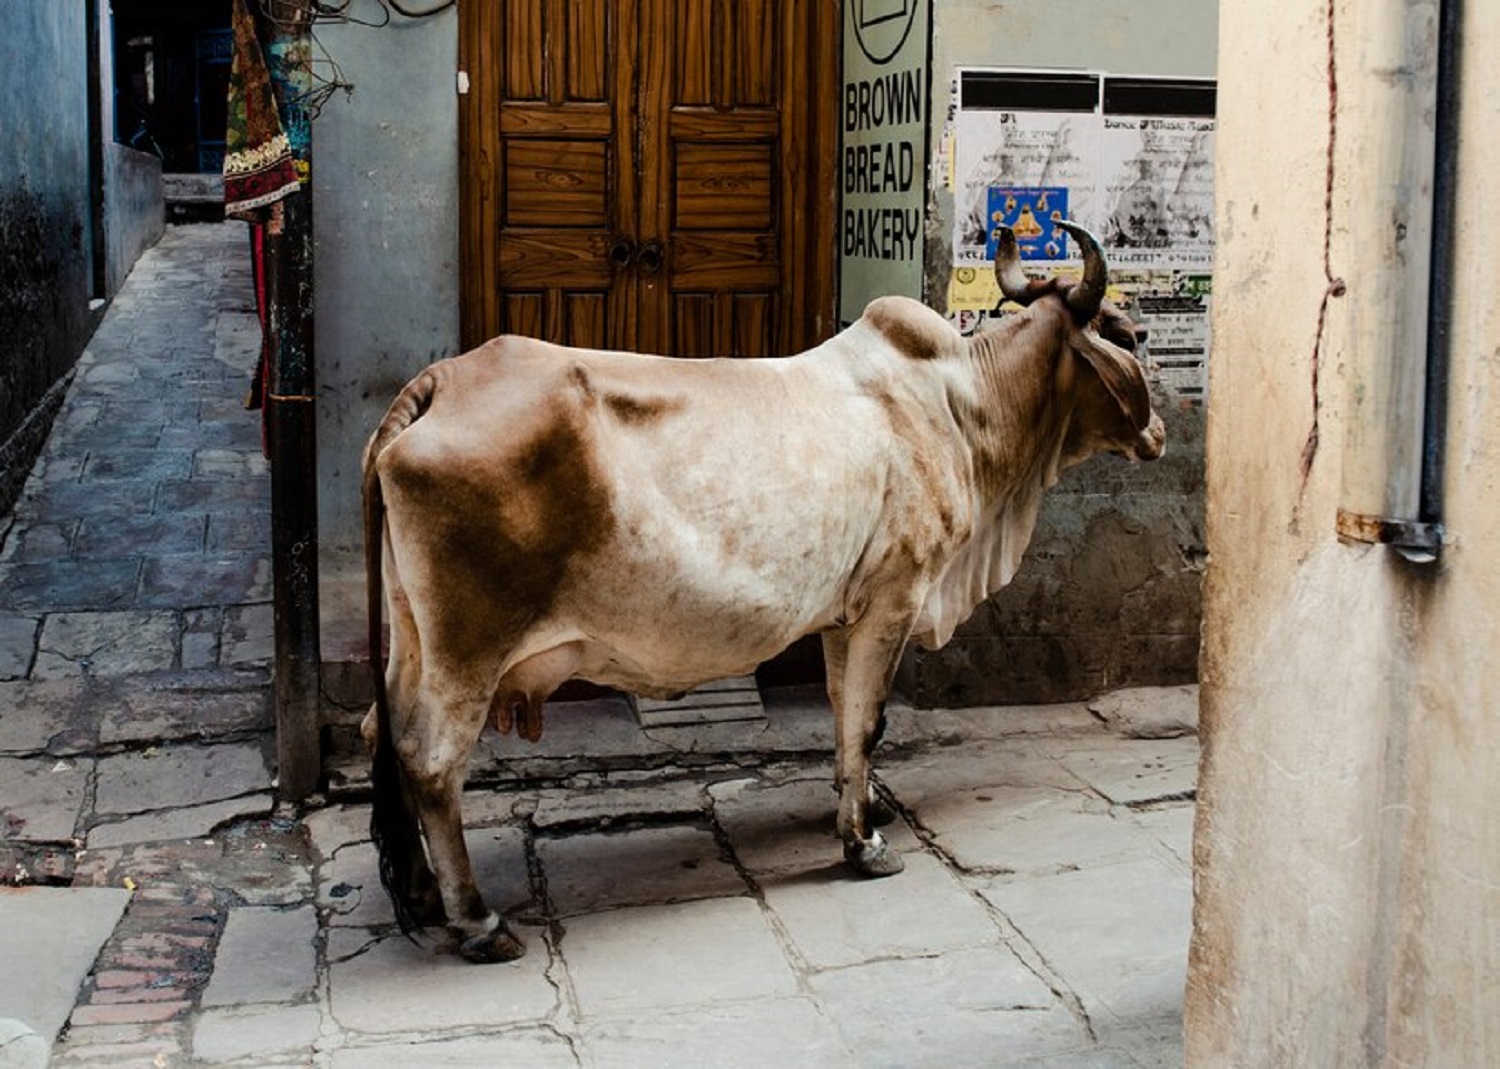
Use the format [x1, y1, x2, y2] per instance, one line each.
[0, 222, 1200, 1067]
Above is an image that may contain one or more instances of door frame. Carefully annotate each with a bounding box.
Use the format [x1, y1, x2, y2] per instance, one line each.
[456, 0, 841, 355]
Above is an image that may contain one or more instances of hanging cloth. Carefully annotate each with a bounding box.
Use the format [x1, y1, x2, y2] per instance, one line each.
[223, 0, 301, 219]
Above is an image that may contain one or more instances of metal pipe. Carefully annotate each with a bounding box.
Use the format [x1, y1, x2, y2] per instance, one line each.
[1410, 0, 1461, 561]
[1335, 0, 1444, 560]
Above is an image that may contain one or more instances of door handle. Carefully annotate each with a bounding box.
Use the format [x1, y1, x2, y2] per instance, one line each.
[608, 236, 635, 268]
[637, 239, 664, 277]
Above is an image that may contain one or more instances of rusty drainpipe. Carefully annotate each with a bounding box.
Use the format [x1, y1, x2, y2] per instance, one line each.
[260, 0, 322, 801]
[1335, 0, 1457, 562]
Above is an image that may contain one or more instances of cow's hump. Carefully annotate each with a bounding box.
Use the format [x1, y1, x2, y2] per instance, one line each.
[860, 296, 961, 361]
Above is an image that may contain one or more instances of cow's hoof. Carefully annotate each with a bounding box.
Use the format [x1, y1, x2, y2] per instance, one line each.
[458, 925, 526, 964]
[844, 832, 906, 878]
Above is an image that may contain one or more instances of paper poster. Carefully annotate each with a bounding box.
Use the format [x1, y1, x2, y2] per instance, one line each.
[1100, 116, 1216, 268]
[1110, 270, 1213, 399]
[947, 69, 1216, 398]
[953, 95, 1098, 265]
[984, 186, 1069, 260]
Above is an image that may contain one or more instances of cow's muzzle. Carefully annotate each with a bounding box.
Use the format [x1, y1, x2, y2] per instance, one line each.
[1132, 413, 1166, 461]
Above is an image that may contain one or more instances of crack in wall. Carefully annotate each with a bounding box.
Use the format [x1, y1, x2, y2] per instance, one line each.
[1300, 0, 1349, 496]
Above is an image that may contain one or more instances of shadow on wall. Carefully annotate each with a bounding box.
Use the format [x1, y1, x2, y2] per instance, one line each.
[0, 187, 89, 520]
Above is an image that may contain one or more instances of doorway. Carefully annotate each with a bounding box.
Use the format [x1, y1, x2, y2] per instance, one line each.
[458, 0, 839, 357]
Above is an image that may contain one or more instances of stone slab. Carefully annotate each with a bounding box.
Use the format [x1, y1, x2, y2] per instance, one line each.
[580, 997, 853, 1068]
[878, 739, 1083, 816]
[466, 824, 535, 918]
[710, 775, 920, 878]
[100, 685, 270, 746]
[220, 603, 273, 667]
[810, 946, 1089, 1068]
[885, 701, 1103, 747]
[529, 779, 705, 830]
[0, 757, 91, 841]
[563, 897, 797, 1016]
[0, 1019, 49, 1069]
[979, 856, 1192, 1033]
[32, 612, 178, 679]
[301, 804, 371, 859]
[201, 905, 318, 1007]
[329, 1032, 578, 1069]
[94, 740, 271, 816]
[0, 887, 131, 1041]
[327, 925, 556, 1034]
[101, 683, 271, 743]
[0, 561, 141, 614]
[537, 824, 745, 916]
[318, 841, 391, 928]
[87, 793, 274, 849]
[903, 783, 1162, 875]
[0, 680, 92, 754]
[1048, 736, 1200, 807]
[191, 1003, 321, 1064]
[1089, 685, 1199, 739]
[1127, 803, 1197, 866]
[0, 615, 37, 681]
[760, 851, 1003, 970]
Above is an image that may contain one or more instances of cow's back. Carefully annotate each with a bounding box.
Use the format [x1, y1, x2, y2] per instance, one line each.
[373, 336, 916, 692]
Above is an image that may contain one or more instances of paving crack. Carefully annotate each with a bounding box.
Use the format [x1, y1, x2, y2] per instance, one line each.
[876, 773, 1098, 1041]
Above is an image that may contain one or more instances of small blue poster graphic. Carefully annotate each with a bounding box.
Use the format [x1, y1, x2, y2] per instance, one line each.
[985, 187, 1070, 261]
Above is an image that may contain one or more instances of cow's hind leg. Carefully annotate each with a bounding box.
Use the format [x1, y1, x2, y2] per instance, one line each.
[364, 704, 445, 928]
[397, 686, 525, 963]
[831, 621, 911, 878]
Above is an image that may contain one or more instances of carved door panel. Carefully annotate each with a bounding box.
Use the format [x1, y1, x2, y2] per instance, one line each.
[460, 0, 836, 356]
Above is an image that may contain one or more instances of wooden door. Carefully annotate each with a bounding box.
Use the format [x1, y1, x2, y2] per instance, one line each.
[459, 0, 838, 357]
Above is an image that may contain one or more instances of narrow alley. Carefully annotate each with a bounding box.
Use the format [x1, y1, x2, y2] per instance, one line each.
[0, 222, 1197, 1068]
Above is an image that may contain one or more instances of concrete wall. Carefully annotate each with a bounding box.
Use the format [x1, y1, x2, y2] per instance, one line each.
[312, 1, 460, 577]
[898, 0, 1218, 704]
[0, 2, 94, 517]
[1186, 1, 1500, 1063]
[103, 143, 165, 297]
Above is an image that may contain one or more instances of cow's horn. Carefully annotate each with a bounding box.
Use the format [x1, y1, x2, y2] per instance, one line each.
[1056, 220, 1107, 320]
[994, 226, 1046, 306]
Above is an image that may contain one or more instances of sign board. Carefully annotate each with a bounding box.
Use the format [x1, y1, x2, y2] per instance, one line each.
[839, 0, 930, 326]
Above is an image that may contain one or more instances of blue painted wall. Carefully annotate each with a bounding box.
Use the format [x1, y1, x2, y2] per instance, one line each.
[0, 3, 94, 514]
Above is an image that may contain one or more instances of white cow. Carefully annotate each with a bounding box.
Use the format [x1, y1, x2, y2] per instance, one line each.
[362, 222, 1164, 961]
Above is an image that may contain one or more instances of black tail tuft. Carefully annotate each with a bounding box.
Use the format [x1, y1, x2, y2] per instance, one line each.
[368, 715, 428, 937]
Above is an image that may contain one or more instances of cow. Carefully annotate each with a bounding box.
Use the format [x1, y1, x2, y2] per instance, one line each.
[362, 221, 1164, 963]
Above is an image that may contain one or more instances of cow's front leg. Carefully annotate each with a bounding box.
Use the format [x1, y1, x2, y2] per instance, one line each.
[825, 629, 898, 829]
[832, 621, 910, 878]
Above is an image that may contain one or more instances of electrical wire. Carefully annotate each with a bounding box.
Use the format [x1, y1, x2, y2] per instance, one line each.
[253, 0, 454, 120]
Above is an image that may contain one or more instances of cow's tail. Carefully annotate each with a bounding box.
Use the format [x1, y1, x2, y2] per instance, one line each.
[364, 369, 438, 935]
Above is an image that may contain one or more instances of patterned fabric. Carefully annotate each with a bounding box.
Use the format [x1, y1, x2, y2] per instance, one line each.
[223, 0, 300, 220]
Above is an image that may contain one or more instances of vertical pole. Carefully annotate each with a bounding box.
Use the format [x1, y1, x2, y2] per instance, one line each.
[260, 1, 322, 801]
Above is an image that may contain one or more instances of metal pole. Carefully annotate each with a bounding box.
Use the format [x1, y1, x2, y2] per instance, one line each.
[260, 1, 322, 801]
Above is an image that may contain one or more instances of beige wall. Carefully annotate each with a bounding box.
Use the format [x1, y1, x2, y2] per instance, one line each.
[1188, 0, 1499, 1063]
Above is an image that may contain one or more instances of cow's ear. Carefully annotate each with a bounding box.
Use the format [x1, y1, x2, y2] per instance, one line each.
[1073, 330, 1152, 431]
